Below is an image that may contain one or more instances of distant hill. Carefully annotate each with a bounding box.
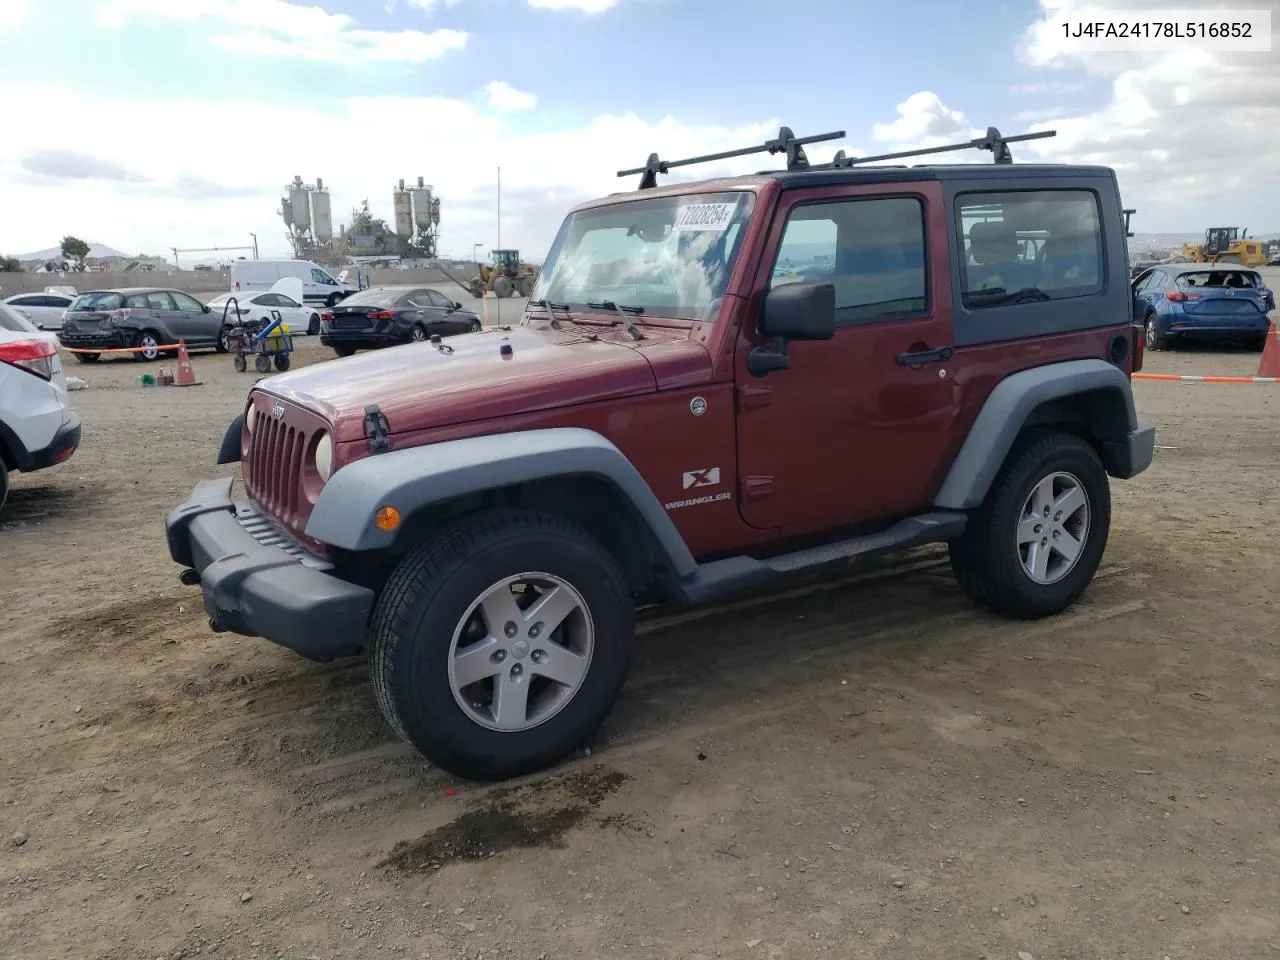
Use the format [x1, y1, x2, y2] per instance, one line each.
[17, 242, 131, 262]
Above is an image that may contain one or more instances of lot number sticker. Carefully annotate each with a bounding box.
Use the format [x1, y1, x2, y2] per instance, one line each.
[673, 203, 736, 231]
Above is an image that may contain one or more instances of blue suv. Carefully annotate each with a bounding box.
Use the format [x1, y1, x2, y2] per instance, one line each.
[1133, 264, 1275, 351]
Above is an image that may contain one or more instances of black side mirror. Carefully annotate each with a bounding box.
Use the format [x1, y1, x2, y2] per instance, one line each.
[759, 282, 836, 340]
[748, 282, 836, 378]
[453, 301, 462, 310]
[202, 304, 211, 313]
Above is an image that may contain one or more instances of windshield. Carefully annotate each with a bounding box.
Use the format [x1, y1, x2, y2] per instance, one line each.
[71, 291, 125, 311]
[530, 191, 756, 321]
[1176, 270, 1260, 289]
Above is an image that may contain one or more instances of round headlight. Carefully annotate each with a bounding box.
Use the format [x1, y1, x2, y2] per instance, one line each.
[244, 403, 257, 433]
[314, 433, 333, 481]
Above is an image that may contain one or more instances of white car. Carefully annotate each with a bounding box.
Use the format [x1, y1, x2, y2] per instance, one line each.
[0, 303, 81, 512]
[206, 291, 322, 335]
[3, 290, 77, 331]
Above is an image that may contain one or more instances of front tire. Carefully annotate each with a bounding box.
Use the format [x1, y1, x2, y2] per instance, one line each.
[333, 345, 356, 358]
[368, 508, 634, 781]
[233, 353, 247, 373]
[74, 352, 100, 364]
[0, 458, 8, 514]
[949, 430, 1110, 620]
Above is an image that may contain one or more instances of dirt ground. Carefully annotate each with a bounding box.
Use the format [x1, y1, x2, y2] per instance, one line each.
[3, 317, 1279, 960]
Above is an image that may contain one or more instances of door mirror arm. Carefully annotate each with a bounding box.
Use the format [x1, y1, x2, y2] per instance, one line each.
[747, 338, 790, 377]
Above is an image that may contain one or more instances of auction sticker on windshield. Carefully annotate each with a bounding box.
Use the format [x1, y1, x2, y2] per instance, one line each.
[673, 203, 736, 231]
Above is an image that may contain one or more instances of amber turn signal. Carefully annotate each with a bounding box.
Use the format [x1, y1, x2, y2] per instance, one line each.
[375, 506, 401, 531]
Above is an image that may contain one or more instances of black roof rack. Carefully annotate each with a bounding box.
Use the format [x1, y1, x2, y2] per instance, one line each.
[618, 126, 846, 190]
[818, 127, 1057, 169]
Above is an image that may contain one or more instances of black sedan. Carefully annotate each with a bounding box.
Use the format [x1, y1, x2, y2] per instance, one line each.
[318, 286, 482, 357]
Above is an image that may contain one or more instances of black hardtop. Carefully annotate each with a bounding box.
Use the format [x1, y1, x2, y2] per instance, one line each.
[766, 162, 1119, 189]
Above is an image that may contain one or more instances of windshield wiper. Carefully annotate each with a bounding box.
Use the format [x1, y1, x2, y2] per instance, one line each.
[588, 300, 645, 341]
[525, 298, 570, 328]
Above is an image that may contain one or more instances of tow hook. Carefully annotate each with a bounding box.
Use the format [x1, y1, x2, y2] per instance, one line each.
[179, 568, 200, 586]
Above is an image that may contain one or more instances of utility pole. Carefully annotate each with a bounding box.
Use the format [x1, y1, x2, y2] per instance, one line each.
[249, 233, 259, 259]
[172, 247, 179, 269]
[496, 166, 501, 255]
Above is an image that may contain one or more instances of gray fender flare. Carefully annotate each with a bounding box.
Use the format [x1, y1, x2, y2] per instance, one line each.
[303, 426, 698, 577]
[933, 358, 1138, 511]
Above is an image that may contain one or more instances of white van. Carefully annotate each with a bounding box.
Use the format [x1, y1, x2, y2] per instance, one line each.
[231, 260, 354, 307]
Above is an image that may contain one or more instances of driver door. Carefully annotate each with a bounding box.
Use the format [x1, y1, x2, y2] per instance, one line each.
[733, 181, 964, 535]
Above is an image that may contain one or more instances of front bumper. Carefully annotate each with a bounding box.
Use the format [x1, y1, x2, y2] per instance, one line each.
[165, 477, 374, 662]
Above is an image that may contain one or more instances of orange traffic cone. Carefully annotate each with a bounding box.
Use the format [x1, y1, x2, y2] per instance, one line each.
[1258, 322, 1280, 378]
[174, 340, 202, 387]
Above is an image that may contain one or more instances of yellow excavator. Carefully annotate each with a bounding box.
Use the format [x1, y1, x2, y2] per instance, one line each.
[467, 249, 538, 299]
[1179, 227, 1268, 267]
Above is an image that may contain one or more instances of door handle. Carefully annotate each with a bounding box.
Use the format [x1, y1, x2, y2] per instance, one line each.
[896, 345, 953, 366]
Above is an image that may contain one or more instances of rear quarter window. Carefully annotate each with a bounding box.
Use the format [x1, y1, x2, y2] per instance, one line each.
[956, 189, 1104, 309]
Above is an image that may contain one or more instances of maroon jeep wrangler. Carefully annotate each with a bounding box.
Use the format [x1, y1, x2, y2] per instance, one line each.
[166, 127, 1155, 780]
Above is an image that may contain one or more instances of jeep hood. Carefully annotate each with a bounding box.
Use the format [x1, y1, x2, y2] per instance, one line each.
[260, 324, 671, 443]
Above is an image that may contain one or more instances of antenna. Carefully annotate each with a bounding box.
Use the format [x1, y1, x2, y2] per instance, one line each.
[822, 127, 1057, 169]
[618, 126, 846, 190]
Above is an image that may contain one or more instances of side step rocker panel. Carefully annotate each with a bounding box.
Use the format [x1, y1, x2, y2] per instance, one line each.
[674, 511, 968, 607]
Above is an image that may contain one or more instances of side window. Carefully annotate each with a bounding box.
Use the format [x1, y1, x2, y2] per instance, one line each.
[311, 268, 333, 285]
[770, 195, 927, 326]
[170, 291, 204, 312]
[957, 190, 1103, 308]
[255, 294, 280, 307]
[1132, 270, 1155, 293]
[9, 296, 38, 306]
[146, 291, 177, 311]
[426, 290, 453, 308]
[126, 294, 149, 309]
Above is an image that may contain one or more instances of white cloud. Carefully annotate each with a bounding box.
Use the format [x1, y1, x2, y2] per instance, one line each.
[94, 0, 468, 63]
[0, 84, 846, 262]
[0, 0, 34, 27]
[1013, 0, 1280, 225]
[484, 81, 537, 112]
[526, 0, 619, 12]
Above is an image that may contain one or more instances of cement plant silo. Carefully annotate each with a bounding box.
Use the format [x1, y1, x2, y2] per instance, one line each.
[311, 177, 333, 242]
[289, 175, 311, 233]
[411, 176, 434, 232]
[392, 179, 414, 241]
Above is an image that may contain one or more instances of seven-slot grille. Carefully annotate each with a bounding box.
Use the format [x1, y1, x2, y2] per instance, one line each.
[241, 393, 327, 536]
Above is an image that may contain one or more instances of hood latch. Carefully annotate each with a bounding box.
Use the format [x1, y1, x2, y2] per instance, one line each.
[363, 404, 391, 454]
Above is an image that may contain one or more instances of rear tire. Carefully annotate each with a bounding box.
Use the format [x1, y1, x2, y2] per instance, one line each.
[134, 330, 163, 362]
[0, 459, 8, 515]
[368, 508, 634, 780]
[333, 345, 356, 358]
[1248, 334, 1268, 352]
[493, 276, 513, 299]
[254, 354, 271, 373]
[1144, 313, 1168, 351]
[948, 430, 1110, 620]
[273, 354, 291, 371]
[308, 313, 320, 335]
[74, 352, 100, 364]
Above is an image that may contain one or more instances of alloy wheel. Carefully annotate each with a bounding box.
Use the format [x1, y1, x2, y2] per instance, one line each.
[1015, 471, 1090, 585]
[447, 573, 595, 733]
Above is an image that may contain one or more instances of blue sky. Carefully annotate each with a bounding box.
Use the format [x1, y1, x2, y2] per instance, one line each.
[0, 0, 1274, 260]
